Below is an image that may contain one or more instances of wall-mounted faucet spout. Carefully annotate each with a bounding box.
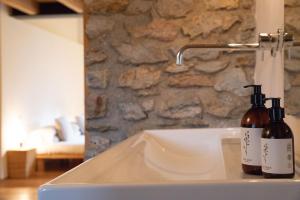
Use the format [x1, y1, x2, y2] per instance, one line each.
[176, 43, 259, 65]
[176, 30, 299, 65]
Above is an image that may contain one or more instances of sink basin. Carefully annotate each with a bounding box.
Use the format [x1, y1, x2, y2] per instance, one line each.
[39, 128, 300, 200]
[133, 130, 225, 180]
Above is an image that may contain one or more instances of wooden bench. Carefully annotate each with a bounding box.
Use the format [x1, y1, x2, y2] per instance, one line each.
[36, 153, 84, 171]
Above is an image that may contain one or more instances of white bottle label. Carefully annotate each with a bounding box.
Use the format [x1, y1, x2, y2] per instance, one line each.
[241, 128, 262, 166]
[261, 138, 294, 174]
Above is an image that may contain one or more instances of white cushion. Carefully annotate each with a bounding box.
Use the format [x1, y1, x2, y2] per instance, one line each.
[71, 123, 82, 137]
[76, 115, 84, 134]
[56, 117, 76, 141]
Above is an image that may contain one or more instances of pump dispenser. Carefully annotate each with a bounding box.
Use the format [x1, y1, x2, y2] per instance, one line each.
[245, 85, 266, 106]
[261, 98, 295, 178]
[241, 85, 269, 175]
[267, 98, 285, 122]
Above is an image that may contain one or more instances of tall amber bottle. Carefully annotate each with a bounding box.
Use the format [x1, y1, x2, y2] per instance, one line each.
[261, 98, 295, 178]
[241, 85, 269, 175]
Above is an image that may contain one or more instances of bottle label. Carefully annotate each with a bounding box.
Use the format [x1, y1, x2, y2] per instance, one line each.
[261, 138, 294, 174]
[241, 128, 262, 166]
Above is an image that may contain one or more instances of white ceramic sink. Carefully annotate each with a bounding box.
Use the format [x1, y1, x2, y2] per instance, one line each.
[39, 128, 300, 200]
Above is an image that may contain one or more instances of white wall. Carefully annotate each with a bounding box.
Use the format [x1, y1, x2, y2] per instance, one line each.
[22, 15, 83, 44]
[0, 8, 84, 179]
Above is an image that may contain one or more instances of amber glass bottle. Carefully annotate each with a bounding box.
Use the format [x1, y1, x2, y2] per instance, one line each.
[261, 98, 295, 178]
[241, 85, 269, 175]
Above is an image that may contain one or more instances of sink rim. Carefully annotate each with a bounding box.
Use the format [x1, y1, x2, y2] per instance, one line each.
[42, 128, 300, 186]
[40, 177, 300, 189]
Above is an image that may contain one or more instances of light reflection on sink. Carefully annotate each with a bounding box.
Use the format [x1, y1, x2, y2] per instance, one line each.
[39, 128, 300, 200]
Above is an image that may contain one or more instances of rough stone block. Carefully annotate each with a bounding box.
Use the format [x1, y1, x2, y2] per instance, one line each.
[86, 93, 107, 119]
[119, 102, 147, 121]
[129, 19, 178, 42]
[86, 135, 111, 156]
[119, 66, 161, 90]
[168, 74, 215, 87]
[205, 0, 239, 10]
[285, 0, 300, 6]
[125, 0, 153, 15]
[136, 88, 160, 97]
[285, 7, 300, 33]
[86, 15, 115, 39]
[165, 63, 192, 74]
[285, 72, 292, 91]
[285, 59, 300, 72]
[141, 99, 155, 112]
[155, 0, 193, 18]
[286, 87, 300, 115]
[85, 0, 129, 14]
[181, 118, 209, 128]
[240, 0, 254, 8]
[85, 50, 107, 66]
[182, 12, 240, 38]
[194, 60, 229, 73]
[116, 43, 169, 65]
[87, 69, 109, 89]
[234, 54, 255, 68]
[214, 67, 250, 96]
[199, 90, 247, 118]
[156, 91, 202, 119]
[291, 73, 300, 86]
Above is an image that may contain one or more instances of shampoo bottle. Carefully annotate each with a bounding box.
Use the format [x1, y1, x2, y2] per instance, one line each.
[261, 98, 295, 178]
[241, 85, 269, 175]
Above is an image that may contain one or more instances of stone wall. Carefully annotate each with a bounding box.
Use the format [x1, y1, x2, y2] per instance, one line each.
[285, 0, 300, 115]
[84, 0, 256, 158]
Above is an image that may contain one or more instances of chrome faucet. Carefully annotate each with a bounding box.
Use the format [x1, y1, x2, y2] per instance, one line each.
[176, 29, 298, 65]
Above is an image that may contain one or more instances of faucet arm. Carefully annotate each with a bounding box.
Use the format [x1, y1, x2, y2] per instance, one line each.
[176, 30, 300, 65]
[176, 43, 259, 65]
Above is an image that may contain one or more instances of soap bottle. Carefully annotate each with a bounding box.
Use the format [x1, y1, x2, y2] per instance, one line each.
[241, 85, 269, 175]
[261, 98, 295, 178]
